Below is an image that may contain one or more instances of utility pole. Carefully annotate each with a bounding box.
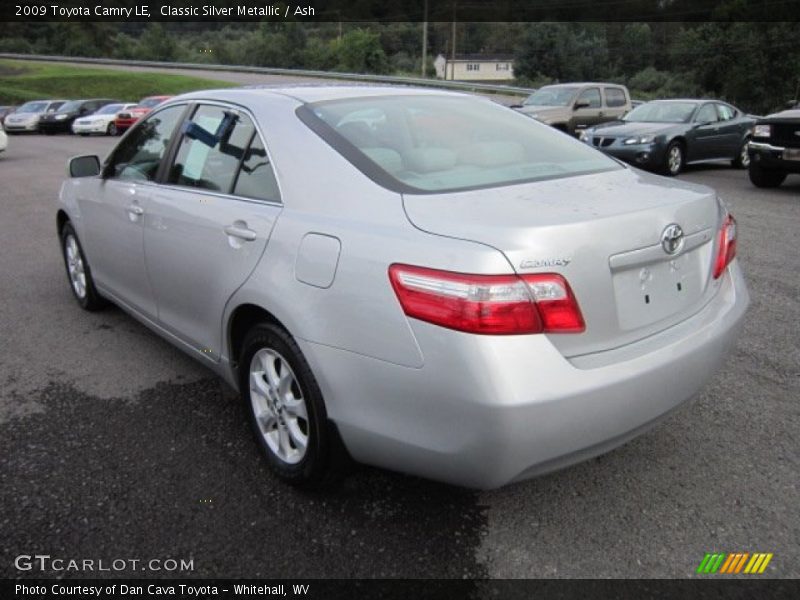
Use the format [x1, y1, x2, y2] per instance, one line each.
[450, 1, 457, 81]
[421, 0, 428, 78]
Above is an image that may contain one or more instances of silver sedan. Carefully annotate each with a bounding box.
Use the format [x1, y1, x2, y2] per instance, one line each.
[57, 87, 749, 489]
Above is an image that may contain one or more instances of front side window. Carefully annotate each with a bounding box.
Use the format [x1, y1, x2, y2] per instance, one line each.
[695, 104, 719, 124]
[576, 88, 601, 109]
[302, 95, 619, 193]
[106, 105, 185, 182]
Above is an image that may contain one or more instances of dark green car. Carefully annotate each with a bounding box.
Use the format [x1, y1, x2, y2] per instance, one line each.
[579, 99, 755, 176]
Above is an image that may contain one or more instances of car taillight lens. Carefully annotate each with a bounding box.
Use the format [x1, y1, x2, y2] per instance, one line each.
[712, 214, 737, 279]
[388, 264, 585, 335]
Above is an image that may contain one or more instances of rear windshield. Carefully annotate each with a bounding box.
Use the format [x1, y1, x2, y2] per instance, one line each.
[300, 95, 619, 194]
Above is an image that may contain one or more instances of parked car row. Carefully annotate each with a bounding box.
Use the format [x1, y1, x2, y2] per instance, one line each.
[512, 82, 798, 188]
[2, 95, 172, 136]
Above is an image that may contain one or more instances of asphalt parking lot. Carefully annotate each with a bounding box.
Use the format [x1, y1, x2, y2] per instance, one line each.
[1, 132, 797, 579]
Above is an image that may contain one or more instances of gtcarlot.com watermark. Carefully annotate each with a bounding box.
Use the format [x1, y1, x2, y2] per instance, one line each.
[14, 554, 194, 573]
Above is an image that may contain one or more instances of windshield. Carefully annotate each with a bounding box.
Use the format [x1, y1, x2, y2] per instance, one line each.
[96, 103, 123, 115]
[17, 101, 49, 113]
[624, 102, 697, 123]
[304, 95, 619, 193]
[139, 97, 164, 108]
[523, 87, 579, 107]
[58, 101, 84, 113]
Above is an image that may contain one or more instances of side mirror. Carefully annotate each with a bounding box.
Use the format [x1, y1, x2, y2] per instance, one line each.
[574, 101, 591, 110]
[69, 155, 101, 178]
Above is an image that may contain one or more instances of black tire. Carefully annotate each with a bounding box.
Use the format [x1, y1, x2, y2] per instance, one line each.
[59, 222, 107, 311]
[748, 162, 787, 188]
[78, 133, 88, 137]
[239, 323, 343, 488]
[732, 139, 751, 169]
[107, 122, 118, 136]
[662, 141, 684, 176]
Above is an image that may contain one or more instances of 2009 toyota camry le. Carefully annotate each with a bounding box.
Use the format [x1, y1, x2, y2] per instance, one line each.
[57, 86, 749, 489]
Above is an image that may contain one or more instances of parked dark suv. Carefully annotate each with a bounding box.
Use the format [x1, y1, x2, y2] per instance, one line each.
[747, 108, 800, 188]
[39, 99, 119, 134]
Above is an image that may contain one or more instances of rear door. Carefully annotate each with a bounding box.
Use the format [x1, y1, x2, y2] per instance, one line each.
[714, 103, 743, 158]
[144, 103, 282, 359]
[602, 86, 629, 121]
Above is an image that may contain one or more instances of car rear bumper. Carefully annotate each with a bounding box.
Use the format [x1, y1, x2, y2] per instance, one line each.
[748, 141, 800, 173]
[301, 262, 748, 489]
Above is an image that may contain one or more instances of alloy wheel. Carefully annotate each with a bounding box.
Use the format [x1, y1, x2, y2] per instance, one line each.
[668, 145, 682, 175]
[249, 348, 309, 465]
[65, 234, 87, 299]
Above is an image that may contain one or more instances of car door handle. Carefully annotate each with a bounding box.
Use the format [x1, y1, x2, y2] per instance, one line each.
[224, 224, 257, 241]
[126, 204, 144, 216]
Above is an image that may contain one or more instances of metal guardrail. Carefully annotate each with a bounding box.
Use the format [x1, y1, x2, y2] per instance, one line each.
[0, 52, 534, 97]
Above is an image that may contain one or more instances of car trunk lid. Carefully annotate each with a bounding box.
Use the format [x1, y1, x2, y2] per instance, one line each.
[402, 168, 724, 358]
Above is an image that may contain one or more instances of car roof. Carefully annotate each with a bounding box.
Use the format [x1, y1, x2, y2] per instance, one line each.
[540, 82, 626, 88]
[175, 85, 470, 105]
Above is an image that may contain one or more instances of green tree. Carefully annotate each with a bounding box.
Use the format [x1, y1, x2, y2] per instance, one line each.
[335, 28, 388, 74]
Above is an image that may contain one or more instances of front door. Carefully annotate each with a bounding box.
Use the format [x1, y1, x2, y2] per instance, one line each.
[144, 104, 283, 359]
[689, 103, 722, 161]
[78, 104, 187, 318]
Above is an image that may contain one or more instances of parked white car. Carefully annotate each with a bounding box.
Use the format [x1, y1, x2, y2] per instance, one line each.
[72, 103, 137, 136]
[0, 121, 7, 154]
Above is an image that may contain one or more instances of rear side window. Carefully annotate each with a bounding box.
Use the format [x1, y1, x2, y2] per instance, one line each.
[168, 104, 280, 202]
[604, 88, 627, 108]
[300, 95, 619, 194]
[716, 104, 736, 121]
[232, 135, 281, 202]
[107, 105, 186, 182]
[576, 88, 601, 109]
[168, 105, 254, 193]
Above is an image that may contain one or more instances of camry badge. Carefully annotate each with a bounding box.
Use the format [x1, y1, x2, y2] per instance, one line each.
[520, 258, 571, 269]
[661, 223, 684, 255]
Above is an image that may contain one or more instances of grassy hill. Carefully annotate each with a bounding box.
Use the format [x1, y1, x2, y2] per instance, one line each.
[0, 60, 235, 104]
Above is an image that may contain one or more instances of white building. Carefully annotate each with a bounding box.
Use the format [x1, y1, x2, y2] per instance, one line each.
[434, 54, 515, 82]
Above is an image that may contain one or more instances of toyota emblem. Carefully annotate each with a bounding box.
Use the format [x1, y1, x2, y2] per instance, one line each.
[661, 224, 684, 255]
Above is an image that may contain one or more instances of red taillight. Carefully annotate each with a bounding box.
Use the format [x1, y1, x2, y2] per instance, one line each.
[388, 265, 585, 335]
[712, 214, 737, 279]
